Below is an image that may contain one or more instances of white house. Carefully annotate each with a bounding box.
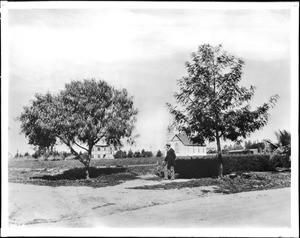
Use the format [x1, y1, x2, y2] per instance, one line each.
[167, 133, 207, 156]
[91, 140, 120, 159]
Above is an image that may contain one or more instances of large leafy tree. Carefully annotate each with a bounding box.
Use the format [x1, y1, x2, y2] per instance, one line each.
[167, 44, 278, 177]
[19, 79, 138, 178]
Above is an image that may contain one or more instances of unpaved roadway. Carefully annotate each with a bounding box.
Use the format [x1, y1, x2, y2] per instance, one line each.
[8, 176, 291, 228]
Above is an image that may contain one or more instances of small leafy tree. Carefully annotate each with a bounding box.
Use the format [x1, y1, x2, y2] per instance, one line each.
[156, 150, 163, 157]
[141, 149, 146, 157]
[144, 151, 153, 157]
[134, 151, 141, 158]
[114, 150, 127, 159]
[19, 79, 138, 179]
[167, 44, 278, 177]
[127, 149, 134, 158]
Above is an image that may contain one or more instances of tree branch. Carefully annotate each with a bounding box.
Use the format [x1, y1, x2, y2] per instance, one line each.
[72, 141, 89, 152]
[56, 135, 85, 164]
[93, 132, 106, 144]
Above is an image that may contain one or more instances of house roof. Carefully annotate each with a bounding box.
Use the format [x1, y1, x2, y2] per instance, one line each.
[171, 134, 205, 146]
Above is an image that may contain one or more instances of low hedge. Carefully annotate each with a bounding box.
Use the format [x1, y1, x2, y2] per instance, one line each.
[222, 154, 271, 174]
[270, 154, 291, 168]
[175, 156, 219, 178]
[174, 154, 290, 178]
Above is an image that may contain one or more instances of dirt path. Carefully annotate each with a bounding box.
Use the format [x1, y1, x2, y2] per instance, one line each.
[8, 177, 291, 228]
[98, 187, 291, 228]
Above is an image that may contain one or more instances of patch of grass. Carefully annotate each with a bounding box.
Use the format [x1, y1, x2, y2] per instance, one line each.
[27, 172, 138, 188]
[31, 167, 129, 180]
[9, 166, 138, 188]
[129, 171, 291, 194]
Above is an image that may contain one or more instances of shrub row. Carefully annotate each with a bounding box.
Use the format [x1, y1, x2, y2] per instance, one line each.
[222, 154, 271, 174]
[175, 154, 290, 178]
[270, 154, 291, 168]
[175, 156, 219, 178]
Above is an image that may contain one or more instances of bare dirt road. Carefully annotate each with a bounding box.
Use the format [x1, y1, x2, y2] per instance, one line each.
[8, 176, 291, 228]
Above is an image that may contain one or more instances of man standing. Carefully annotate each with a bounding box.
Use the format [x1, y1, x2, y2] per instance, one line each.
[164, 143, 176, 180]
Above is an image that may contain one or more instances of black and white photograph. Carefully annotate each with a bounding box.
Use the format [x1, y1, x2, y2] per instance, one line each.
[1, 1, 299, 237]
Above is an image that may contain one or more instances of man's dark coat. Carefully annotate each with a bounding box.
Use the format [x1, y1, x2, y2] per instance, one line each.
[164, 148, 176, 169]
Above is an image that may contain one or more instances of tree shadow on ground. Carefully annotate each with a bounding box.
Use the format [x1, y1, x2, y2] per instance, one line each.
[31, 167, 129, 181]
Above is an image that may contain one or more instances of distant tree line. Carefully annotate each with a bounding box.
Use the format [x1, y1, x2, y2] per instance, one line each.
[14, 149, 163, 160]
[114, 149, 163, 159]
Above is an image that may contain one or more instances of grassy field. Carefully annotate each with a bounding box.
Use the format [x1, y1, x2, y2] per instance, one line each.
[8, 156, 291, 193]
[9, 156, 164, 169]
[9, 156, 161, 187]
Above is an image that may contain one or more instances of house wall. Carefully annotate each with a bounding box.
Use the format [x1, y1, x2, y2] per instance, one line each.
[168, 137, 207, 156]
[91, 145, 116, 159]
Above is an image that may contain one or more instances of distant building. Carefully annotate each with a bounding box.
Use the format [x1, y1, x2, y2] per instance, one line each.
[91, 140, 120, 159]
[226, 149, 258, 155]
[249, 148, 259, 154]
[167, 133, 207, 156]
[206, 147, 217, 154]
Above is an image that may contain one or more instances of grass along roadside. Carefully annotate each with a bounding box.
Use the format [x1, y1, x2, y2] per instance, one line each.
[129, 171, 291, 194]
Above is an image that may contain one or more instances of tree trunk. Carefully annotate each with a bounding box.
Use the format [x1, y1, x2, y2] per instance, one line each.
[85, 164, 90, 180]
[85, 151, 92, 180]
[216, 133, 223, 178]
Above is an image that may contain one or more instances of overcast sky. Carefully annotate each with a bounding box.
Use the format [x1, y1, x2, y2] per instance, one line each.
[6, 4, 295, 154]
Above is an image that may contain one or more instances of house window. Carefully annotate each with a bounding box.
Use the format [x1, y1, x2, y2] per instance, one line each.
[98, 147, 100, 151]
[98, 155, 101, 158]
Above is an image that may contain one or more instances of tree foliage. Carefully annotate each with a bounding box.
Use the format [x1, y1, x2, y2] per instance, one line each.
[19, 93, 57, 154]
[114, 150, 127, 159]
[244, 140, 266, 152]
[167, 44, 278, 177]
[156, 150, 163, 157]
[265, 129, 291, 156]
[133, 151, 141, 158]
[19, 79, 138, 178]
[127, 149, 134, 158]
[222, 142, 244, 153]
